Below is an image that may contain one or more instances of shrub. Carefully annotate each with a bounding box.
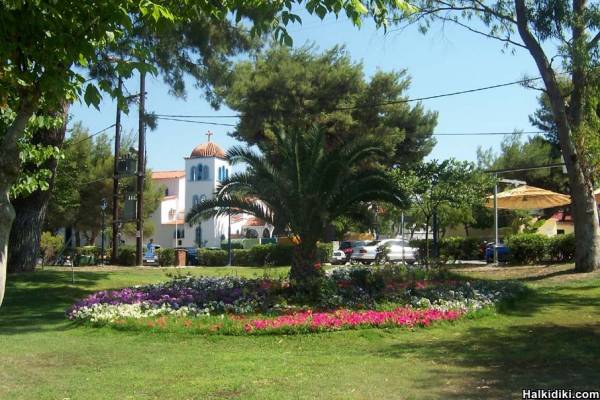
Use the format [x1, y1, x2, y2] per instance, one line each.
[249, 245, 274, 266]
[117, 246, 137, 266]
[265, 244, 293, 265]
[233, 249, 252, 265]
[197, 249, 228, 266]
[440, 237, 481, 261]
[158, 248, 176, 266]
[220, 241, 244, 250]
[548, 233, 576, 262]
[317, 243, 333, 263]
[505, 233, 549, 264]
[40, 231, 64, 264]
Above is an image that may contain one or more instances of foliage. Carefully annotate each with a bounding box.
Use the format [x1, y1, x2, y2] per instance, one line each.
[39, 231, 64, 264]
[46, 123, 162, 243]
[477, 134, 567, 194]
[219, 45, 437, 168]
[410, 237, 482, 263]
[548, 234, 576, 262]
[196, 243, 333, 267]
[505, 233, 550, 264]
[117, 245, 137, 267]
[186, 127, 403, 292]
[393, 159, 493, 258]
[394, 0, 600, 272]
[157, 248, 176, 267]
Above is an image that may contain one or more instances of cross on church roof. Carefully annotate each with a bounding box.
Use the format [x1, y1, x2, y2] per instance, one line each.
[206, 130, 213, 142]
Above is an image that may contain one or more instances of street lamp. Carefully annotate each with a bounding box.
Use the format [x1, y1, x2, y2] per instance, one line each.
[100, 198, 108, 265]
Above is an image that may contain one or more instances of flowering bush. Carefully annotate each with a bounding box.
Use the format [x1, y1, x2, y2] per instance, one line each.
[68, 265, 526, 334]
[243, 307, 462, 333]
[68, 276, 286, 322]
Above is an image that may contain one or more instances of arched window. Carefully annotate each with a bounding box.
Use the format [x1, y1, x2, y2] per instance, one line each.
[195, 226, 203, 247]
[199, 194, 206, 202]
[190, 166, 196, 181]
[197, 164, 203, 181]
[225, 168, 229, 180]
[262, 228, 270, 238]
[218, 166, 223, 181]
[192, 195, 199, 206]
[203, 165, 209, 180]
[164, 187, 169, 196]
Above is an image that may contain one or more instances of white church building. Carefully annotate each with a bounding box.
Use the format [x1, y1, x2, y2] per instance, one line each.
[149, 138, 274, 249]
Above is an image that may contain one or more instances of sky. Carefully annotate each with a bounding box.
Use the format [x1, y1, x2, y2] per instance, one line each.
[69, 11, 546, 172]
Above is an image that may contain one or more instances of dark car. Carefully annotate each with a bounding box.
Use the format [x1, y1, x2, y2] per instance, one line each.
[485, 243, 510, 263]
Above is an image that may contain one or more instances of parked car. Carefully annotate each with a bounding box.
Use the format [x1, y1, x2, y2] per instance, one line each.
[331, 240, 367, 264]
[330, 249, 347, 265]
[352, 239, 417, 264]
[485, 243, 510, 263]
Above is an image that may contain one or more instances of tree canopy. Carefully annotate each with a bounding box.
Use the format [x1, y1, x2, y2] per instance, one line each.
[219, 45, 437, 168]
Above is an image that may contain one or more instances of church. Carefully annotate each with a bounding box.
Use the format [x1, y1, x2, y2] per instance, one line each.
[148, 134, 274, 249]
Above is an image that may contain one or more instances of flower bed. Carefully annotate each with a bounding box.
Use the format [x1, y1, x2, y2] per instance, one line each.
[67, 265, 526, 334]
[243, 307, 462, 333]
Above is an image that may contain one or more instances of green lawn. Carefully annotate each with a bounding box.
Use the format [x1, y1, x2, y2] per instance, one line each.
[1, 264, 599, 399]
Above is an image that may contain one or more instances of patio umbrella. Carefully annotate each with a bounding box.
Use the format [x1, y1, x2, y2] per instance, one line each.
[485, 185, 571, 210]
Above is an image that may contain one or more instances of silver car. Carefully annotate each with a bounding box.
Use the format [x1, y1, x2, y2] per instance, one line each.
[352, 239, 417, 264]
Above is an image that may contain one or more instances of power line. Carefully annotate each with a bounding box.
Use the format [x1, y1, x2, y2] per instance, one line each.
[433, 131, 543, 136]
[336, 76, 543, 111]
[154, 114, 240, 119]
[155, 116, 236, 127]
[151, 117, 545, 136]
[154, 75, 544, 119]
[65, 123, 116, 148]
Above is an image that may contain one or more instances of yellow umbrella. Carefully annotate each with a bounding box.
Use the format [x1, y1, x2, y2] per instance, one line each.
[485, 185, 571, 210]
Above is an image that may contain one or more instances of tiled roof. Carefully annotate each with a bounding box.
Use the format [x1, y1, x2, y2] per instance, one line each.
[190, 142, 226, 158]
[152, 170, 185, 180]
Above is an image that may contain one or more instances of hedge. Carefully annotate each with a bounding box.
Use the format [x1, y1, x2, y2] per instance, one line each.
[196, 243, 333, 267]
[548, 233, 576, 262]
[157, 248, 176, 266]
[505, 233, 575, 264]
[117, 245, 137, 266]
[409, 237, 482, 263]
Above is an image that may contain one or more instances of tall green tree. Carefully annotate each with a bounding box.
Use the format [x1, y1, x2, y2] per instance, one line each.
[386, 0, 600, 272]
[0, 0, 413, 306]
[219, 45, 437, 168]
[186, 128, 404, 296]
[392, 159, 492, 258]
[44, 124, 161, 249]
[477, 134, 567, 194]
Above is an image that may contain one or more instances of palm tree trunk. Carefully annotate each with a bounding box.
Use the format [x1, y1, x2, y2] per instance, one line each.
[289, 238, 323, 298]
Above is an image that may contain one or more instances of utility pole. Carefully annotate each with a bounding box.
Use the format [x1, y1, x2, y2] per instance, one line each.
[227, 208, 232, 266]
[111, 76, 122, 265]
[136, 69, 146, 266]
[100, 198, 107, 265]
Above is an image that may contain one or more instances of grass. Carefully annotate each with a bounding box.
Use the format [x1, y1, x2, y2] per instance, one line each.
[0, 264, 599, 399]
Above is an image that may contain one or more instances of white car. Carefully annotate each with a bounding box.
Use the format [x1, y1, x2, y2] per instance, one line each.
[330, 249, 347, 265]
[351, 239, 417, 264]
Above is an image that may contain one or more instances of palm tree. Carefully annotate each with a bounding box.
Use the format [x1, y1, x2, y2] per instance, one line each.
[186, 128, 405, 294]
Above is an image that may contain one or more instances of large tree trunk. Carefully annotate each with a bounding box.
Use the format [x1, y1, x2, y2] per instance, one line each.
[515, 0, 600, 272]
[8, 103, 69, 273]
[0, 100, 37, 307]
[289, 238, 324, 299]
